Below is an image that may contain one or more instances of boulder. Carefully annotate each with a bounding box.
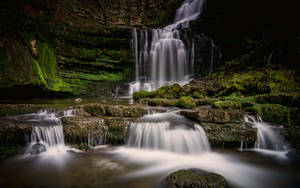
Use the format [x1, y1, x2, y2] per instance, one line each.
[30, 143, 46, 155]
[0, 118, 32, 146]
[163, 169, 229, 188]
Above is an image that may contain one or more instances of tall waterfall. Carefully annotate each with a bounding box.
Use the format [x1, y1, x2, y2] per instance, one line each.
[244, 115, 289, 151]
[125, 112, 211, 154]
[130, 0, 206, 95]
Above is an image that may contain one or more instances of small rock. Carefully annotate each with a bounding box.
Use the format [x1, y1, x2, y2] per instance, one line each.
[30, 143, 46, 155]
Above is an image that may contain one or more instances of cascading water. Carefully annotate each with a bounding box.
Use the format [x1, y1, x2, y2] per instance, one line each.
[129, 0, 206, 95]
[125, 112, 210, 154]
[244, 115, 289, 151]
[31, 125, 65, 146]
[21, 109, 74, 155]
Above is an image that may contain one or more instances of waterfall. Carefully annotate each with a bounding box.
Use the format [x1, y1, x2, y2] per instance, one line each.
[125, 112, 210, 154]
[21, 109, 74, 155]
[244, 115, 289, 151]
[129, 0, 206, 95]
[31, 125, 65, 146]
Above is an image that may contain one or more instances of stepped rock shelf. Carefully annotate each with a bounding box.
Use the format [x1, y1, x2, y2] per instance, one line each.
[0, 103, 260, 152]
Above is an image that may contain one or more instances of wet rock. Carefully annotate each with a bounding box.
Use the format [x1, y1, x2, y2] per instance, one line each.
[0, 118, 32, 146]
[80, 104, 147, 118]
[179, 107, 256, 148]
[180, 107, 243, 124]
[163, 169, 229, 188]
[30, 143, 46, 155]
[61, 116, 132, 146]
[201, 123, 256, 148]
[0, 104, 45, 117]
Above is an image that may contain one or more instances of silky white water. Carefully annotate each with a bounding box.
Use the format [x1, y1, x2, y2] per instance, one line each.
[126, 112, 210, 154]
[244, 115, 289, 152]
[129, 0, 206, 95]
[17, 109, 75, 156]
[112, 147, 287, 188]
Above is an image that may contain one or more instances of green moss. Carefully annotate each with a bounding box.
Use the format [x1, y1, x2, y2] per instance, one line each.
[32, 42, 71, 92]
[195, 98, 218, 106]
[191, 91, 205, 99]
[252, 104, 290, 126]
[37, 42, 57, 82]
[212, 100, 242, 109]
[269, 70, 296, 93]
[133, 91, 152, 100]
[176, 96, 196, 109]
[32, 58, 47, 86]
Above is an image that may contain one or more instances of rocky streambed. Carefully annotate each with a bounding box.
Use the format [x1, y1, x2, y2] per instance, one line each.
[0, 102, 258, 155]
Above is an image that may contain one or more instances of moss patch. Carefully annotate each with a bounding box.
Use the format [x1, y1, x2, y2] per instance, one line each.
[212, 100, 242, 109]
[176, 96, 196, 109]
[251, 104, 290, 126]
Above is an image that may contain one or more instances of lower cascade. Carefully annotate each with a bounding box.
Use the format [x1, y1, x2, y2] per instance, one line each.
[23, 109, 73, 154]
[244, 115, 289, 151]
[125, 112, 211, 154]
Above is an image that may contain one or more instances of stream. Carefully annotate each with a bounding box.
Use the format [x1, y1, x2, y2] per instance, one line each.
[0, 104, 299, 188]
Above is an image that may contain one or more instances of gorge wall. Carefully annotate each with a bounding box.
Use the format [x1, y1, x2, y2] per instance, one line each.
[0, 0, 181, 98]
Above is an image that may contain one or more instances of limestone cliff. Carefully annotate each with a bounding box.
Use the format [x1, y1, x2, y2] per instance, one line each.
[0, 0, 181, 98]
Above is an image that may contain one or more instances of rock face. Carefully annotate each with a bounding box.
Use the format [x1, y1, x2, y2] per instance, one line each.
[0, 118, 32, 146]
[61, 116, 132, 146]
[163, 169, 229, 188]
[62, 103, 147, 145]
[0, 0, 181, 98]
[180, 107, 243, 124]
[79, 103, 147, 118]
[180, 107, 256, 148]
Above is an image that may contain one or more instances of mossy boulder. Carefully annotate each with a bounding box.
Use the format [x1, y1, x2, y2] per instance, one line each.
[176, 96, 196, 109]
[163, 169, 229, 188]
[133, 91, 153, 100]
